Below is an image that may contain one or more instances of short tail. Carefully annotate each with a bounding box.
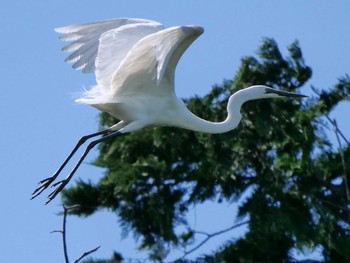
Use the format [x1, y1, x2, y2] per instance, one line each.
[75, 85, 103, 104]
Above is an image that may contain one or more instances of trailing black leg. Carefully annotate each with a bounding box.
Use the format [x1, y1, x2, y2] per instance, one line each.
[31, 129, 112, 199]
[46, 131, 122, 204]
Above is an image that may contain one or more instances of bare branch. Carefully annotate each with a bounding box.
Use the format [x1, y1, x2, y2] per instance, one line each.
[302, 191, 350, 212]
[62, 205, 70, 263]
[311, 86, 350, 146]
[325, 115, 350, 146]
[170, 221, 249, 262]
[329, 119, 350, 221]
[74, 246, 101, 263]
[51, 204, 100, 263]
[51, 230, 64, 234]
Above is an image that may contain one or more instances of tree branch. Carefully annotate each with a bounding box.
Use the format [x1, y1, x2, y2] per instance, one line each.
[171, 221, 249, 262]
[311, 86, 350, 146]
[74, 246, 101, 263]
[311, 86, 350, 219]
[51, 205, 100, 263]
[329, 118, 350, 220]
[325, 115, 350, 147]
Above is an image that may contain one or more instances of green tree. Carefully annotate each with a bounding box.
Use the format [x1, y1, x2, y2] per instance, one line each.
[62, 38, 350, 262]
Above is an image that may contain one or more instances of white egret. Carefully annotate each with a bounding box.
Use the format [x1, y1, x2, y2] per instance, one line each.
[32, 18, 306, 204]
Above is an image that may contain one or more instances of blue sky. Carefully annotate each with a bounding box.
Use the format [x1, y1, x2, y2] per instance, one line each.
[1, 1, 350, 262]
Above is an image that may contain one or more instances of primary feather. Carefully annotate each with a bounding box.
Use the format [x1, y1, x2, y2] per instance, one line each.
[55, 18, 161, 73]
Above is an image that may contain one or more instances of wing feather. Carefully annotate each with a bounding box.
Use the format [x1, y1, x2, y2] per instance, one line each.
[111, 25, 204, 98]
[55, 18, 161, 74]
[95, 22, 164, 90]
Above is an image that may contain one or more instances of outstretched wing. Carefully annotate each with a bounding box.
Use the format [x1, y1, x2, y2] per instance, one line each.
[111, 25, 204, 98]
[95, 22, 163, 90]
[55, 18, 163, 76]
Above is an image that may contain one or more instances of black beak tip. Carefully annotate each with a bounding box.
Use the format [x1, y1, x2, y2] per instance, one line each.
[265, 87, 308, 98]
[291, 93, 308, 98]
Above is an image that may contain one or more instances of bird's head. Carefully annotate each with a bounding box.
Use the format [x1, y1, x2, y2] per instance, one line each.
[230, 85, 307, 104]
[245, 85, 307, 99]
[227, 85, 307, 118]
[263, 86, 307, 99]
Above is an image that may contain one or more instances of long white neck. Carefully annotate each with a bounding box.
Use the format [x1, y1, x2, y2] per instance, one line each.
[175, 93, 244, 134]
[170, 85, 277, 134]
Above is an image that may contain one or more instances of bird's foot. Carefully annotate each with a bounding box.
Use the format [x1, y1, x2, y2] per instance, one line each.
[31, 176, 57, 200]
[45, 179, 69, 204]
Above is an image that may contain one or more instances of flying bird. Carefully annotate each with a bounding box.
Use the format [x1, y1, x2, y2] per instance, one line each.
[31, 18, 306, 204]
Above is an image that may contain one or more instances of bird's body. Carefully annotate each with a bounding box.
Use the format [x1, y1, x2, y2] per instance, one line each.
[70, 20, 207, 133]
[32, 18, 306, 203]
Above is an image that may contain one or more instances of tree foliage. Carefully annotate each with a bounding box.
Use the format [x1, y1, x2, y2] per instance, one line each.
[62, 38, 350, 262]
